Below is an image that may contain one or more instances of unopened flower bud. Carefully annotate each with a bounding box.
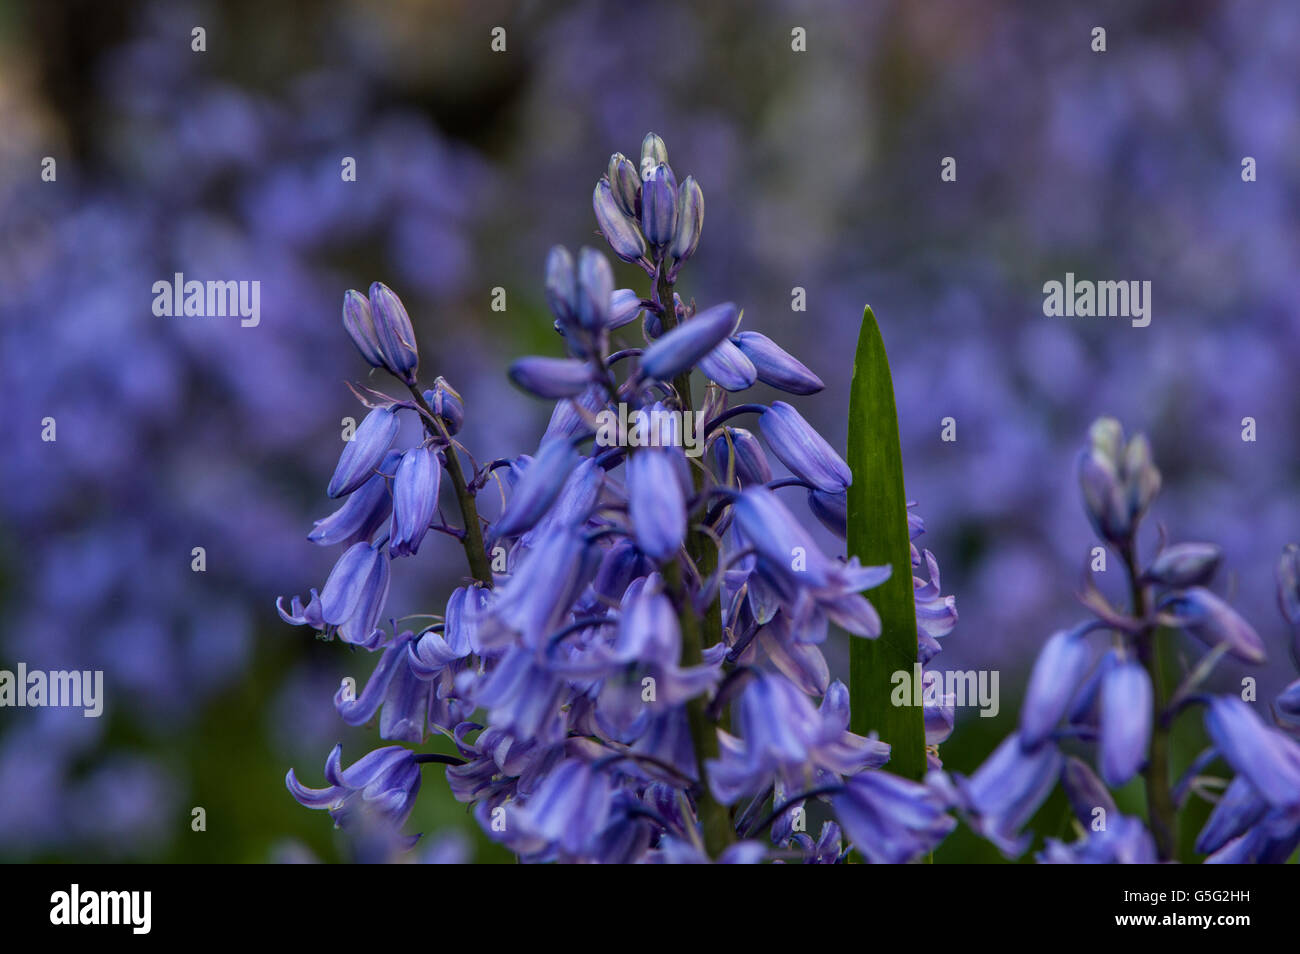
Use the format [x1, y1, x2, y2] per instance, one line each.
[544, 246, 577, 325]
[342, 290, 385, 369]
[607, 153, 640, 217]
[368, 282, 419, 385]
[640, 132, 668, 179]
[669, 175, 703, 262]
[593, 180, 647, 263]
[1145, 542, 1222, 587]
[640, 163, 678, 248]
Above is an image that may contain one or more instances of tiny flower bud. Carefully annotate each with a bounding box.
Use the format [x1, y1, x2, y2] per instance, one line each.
[508, 356, 593, 399]
[638, 302, 739, 382]
[544, 246, 577, 325]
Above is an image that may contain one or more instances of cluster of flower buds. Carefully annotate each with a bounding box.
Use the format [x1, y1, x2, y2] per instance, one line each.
[276, 134, 960, 862]
[935, 418, 1295, 863]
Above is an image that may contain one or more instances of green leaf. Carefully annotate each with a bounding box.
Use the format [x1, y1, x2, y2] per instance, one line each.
[847, 305, 926, 781]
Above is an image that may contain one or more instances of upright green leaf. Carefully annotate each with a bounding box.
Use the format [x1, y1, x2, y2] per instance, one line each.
[847, 305, 926, 781]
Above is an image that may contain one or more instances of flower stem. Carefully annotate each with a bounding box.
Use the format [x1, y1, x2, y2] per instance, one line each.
[655, 264, 734, 855]
[407, 384, 494, 588]
[1124, 544, 1175, 860]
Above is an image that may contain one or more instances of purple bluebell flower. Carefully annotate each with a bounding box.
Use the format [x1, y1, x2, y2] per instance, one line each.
[280, 541, 391, 648]
[327, 406, 399, 498]
[832, 771, 956, 864]
[626, 448, 687, 562]
[1195, 775, 1269, 855]
[308, 450, 398, 547]
[368, 282, 419, 385]
[389, 446, 440, 558]
[606, 153, 640, 216]
[759, 401, 851, 493]
[1275, 679, 1300, 732]
[670, 175, 703, 262]
[1203, 696, 1300, 810]
[1060, 756, 1117, 826]
[711, 427, 772, 487]
[286, 744, 422, 833]
[335, 631, 431, 743]
[575, 247, 614, 332]
[732, 331, 825, 395]
[492, 439, 580, 540]
[342, 289, 386, 369]
[638, 302, 739, 383]
[608, 288, 643, 329]
[544, 245, 577, 326]
[511, 758, 614, 857]
[1144, 543, 1222, 588]
[424, 377, 464, 435]
[1098, 659, 1152, 787]
[508, 356, 592, 399]
[807, 488, 847, 538]
[1038, 814, 1157, 864]
[1159, 587, 1266, 664]
[949, 733, 1062, 858]
[592, 179, 646, 264]
[1204, 809, 1300, 864]
[1019, 625, 1096, 749]
[640, 163, 678, 247]
[698, 337, 757, 391]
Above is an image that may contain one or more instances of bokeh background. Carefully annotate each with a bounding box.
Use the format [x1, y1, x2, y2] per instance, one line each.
[1, 0, 1297, 862]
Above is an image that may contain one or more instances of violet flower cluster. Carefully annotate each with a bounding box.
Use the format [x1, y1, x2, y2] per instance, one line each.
[280, 133, 959, 863]
[936, 418, 1300, 863]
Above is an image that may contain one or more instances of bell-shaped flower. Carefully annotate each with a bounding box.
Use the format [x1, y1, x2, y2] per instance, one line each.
[389, 446, 441, 558]
[593, 179, 646, 263]
[640, 163, 678, 247]
[1159, 587, 1265, 663]
[368, 282, 419, 385]
[286, 744, 422, 832]
[758, 401, 851, 493]
[732, 331, 824, 395]
[669, 175, 703, 262]
[492, 439, 579, 540]
[638, 302, 739, 383]
[1019, 624, 1096, 749]
[1038, 814, 1156, 863]
[698, 337, 757, 391]
[627, 447, 686, 561]
[1099, 659, 1152, 786]
[309, 450, 398, 547]
[508, 356, 592, 399]
[948, 732, 1062, 858]
[1203, 696, 1300, 810]
[328, 406, 399, 498]
[342, 289, 386, 369]
[833, 770, 956, 864]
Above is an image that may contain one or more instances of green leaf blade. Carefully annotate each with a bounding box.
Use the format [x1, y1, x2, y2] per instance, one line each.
[847, 305, 926, 781]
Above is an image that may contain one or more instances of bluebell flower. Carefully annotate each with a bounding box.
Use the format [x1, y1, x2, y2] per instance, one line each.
[1204, 808, 1300, 864]
[280, 541, 390, 648]
[640, 163, 678, 247]
[732, 331, 825, 395]
[1203, 696, 1300, 810]
[1098, 658, 1152, 786]
[626, 447, 687, 561]
[711, 427, 772, 487]
[758, 401, 851, 494]
[592, 179, 646, 263]
[327, 406, 399, 498]
[698, 337, 758, 391]
[948, 732, 1062, 858]
[575, 247, 614, 332]
[389, 446, 440, 557]
[286, 744, 422, 833]
[342, 289, 386, 369]
[492, 439, 580, 540]
[508, 356, 593, 399]
[1144, 542, 1222, 588]
[1038, 814, 1157, 864]
[1160, 587, 1266, 664]
[544, 245, 577, 326]
[832, 770, 956, 864]
[669, 175, 704, 262]
[606, 153, 639, 216]
[1195, 776, 1268, 855]
[1019, 625, 1096, 749]
[335, 631, 431, 743]
[510, 758, 614, 858]
[368, 282, 420, 385]
[1060, 755, 1117, 826]
[638, 302, 739, 383]
[308, 450, 398, 547]
[1275, 678, 1300, 733]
